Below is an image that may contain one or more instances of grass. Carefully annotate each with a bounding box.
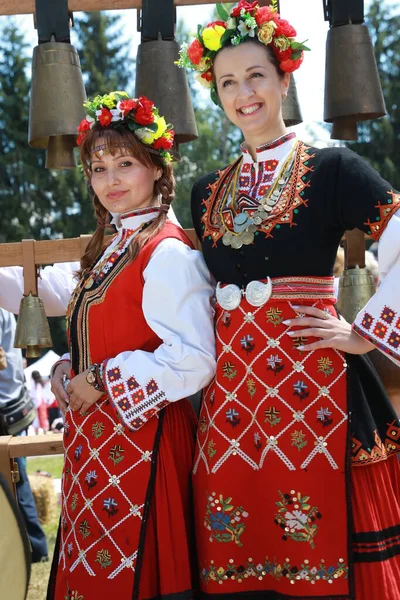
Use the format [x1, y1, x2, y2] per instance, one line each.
[26, 455, 64, 480]
[25, 455, 64, 600]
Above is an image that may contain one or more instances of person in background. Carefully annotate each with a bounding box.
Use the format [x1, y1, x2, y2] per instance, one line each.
[30, 370, 50, 433]
[0, 308, 48, 563]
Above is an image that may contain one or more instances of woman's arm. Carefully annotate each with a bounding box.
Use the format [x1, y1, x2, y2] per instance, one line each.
[100, 238, 216, 430]
[0, 262, 79, 316]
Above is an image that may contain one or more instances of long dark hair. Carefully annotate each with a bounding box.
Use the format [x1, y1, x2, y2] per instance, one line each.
[78, 127, 175, 276]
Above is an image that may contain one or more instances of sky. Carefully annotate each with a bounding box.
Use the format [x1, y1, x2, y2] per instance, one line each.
[7, 0, 400, 146]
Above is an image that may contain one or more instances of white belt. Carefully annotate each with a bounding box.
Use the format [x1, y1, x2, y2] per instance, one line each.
[216, 278, 272, 311]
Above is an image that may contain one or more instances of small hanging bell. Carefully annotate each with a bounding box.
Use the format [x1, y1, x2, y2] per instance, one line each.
[282, 74, 303, 127]
[29, 41, 86, 167]
[336, 266, 376, 324]
[45, 135, 77, 169]
[324, 24, 386, 140]
[14, 294, 53, 359]
[135, 37, 198, 146]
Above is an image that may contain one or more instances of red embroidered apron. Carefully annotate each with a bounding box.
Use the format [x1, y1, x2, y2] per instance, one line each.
[51, 224, 197, 600]
[193, 277, 352, 598]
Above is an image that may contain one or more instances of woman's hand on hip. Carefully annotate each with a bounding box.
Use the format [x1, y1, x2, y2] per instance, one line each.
[67, 371, 104, 416]
[283, 305, 375, 355]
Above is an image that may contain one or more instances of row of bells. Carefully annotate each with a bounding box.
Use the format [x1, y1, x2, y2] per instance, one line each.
[29, 21, 387, 170]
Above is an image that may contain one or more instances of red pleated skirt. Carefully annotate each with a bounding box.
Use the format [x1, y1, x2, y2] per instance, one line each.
[352, 454, 400, 600]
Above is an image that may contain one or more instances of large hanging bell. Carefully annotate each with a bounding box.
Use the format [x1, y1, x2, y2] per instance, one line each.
[336, 266, 376, 324]
[135, 38, 198, 146]
[14, 294, 53, 359]
[324, 24, 386, 140]
[29, 42, 86, 168]
[282, 74, 302, 127]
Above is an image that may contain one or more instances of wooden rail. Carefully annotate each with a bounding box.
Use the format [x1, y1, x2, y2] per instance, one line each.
[0, 0, 220, 16]
[0, 434, 64, 495]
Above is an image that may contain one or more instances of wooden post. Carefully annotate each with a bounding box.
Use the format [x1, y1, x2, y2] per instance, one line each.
[0, 435, 15, 494]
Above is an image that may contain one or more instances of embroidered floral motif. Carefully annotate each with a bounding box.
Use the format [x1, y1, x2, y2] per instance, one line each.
[265, 406, 281, 427]
[92, 421, 105, 439]
[291, 430, 307, 451]
[65, 585, 84, 600]
[199, 415, 208, 434]
[95, 549, 112, 569]
[293, 380, 309, 400]
[71, 493, 79, 511]
[200, 557, 347, 584]
[254, 431, 262, 450]
[221, 311, 232, 327]
[381, 306, 396, 324]
[275, 490, 322, 548]
[222, 361, 237, 380]
[104, 365, 168, 430]
[293, 336, 308, 350]
[208, 440, 217, 459]
[373, 321, 388, 339]
[267, 354, 284, 375]
[361, 312, 374, 330]
[103, 497, 119, 517]
[240, 334, 255, 353]
[205, 493, 248, 547]
[266, 307, 284, 327]
[246, 378, 257, 397]
[364, 190, 400, 241]
[317, 357, 334, 377]
[79, 520, 90, 539]
[226, 408, 241, 427]
[317, 407, 333, 427]
[108, 445, 124, 465]
[74, 445, 83, 461]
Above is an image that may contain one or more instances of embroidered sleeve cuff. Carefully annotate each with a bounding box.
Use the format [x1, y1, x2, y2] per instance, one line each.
[102, 360, 169, 431]
[353, 308, 400, 366]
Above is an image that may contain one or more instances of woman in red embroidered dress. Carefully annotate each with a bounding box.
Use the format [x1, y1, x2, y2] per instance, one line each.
[179, 3, 400, 599]
[46, 92, 216, 600]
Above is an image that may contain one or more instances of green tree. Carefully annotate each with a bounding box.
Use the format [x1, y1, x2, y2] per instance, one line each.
[347, 1, 400, 190]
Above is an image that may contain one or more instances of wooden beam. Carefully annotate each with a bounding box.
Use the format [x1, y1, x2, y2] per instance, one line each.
[0, 229, 199, 267]
[0, 0, 217, 17]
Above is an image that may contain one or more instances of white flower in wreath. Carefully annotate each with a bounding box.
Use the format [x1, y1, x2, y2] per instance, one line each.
[285, 510, 308, 530]
[87, 115, 95, 129]
[238, 17, 257, 38]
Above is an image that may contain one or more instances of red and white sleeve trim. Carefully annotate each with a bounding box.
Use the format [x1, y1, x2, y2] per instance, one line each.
[353, 305, 400, 366]
[102, 360, 169, 431]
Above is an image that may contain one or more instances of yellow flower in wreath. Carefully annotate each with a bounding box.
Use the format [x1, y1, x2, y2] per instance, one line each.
[154, 115, 167, 139]
[202, 24, 226, 51]
[257, 21, 277, 45]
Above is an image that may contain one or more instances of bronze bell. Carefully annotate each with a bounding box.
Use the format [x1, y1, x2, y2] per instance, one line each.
[336, 266, 376, 324]
[135, 37, 198, 146]
[282, 74, 302, 127]
[29, 42, 86, 168]
[14, 294, 53, 359]
[324, 24, 386, 140]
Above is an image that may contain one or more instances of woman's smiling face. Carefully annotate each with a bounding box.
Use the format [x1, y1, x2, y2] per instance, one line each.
[214, 41, 290, 149]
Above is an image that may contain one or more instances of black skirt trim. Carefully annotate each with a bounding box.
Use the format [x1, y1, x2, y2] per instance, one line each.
[353, 524, 400, 563]
[198, 590, 352, 600]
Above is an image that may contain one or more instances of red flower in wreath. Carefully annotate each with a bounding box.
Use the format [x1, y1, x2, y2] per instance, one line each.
[135, 96, 155, 125]
[280, 53, 304, 73]
[187, 39, 204, 65]
[154, 133, 174, 150]
[78, 118, 91, 133]
[274, 18, 297, 38]
[201, 69, 214, 83]
[255, 6, 278, 26]
[231, 1, 258, 18]
[98, 107, 112, 127]
[273, 47, 293, 62]
[119, 99, 138, 115]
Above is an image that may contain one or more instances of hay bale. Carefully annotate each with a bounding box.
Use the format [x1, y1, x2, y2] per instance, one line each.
[28, 473, 57, 524]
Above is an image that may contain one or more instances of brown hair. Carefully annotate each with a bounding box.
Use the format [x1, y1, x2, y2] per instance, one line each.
[79, 126, 175, 276]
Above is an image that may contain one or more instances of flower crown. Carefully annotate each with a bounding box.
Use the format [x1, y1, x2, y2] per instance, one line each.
[177, 1, 309, 105]
[77, 91, 175, 165]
